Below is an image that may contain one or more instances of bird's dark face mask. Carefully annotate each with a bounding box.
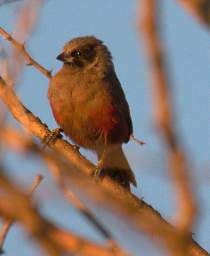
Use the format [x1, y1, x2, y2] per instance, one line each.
[56, 44, 96, 68]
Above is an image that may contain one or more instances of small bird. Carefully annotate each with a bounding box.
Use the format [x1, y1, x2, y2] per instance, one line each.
[48, 36, 137, 189]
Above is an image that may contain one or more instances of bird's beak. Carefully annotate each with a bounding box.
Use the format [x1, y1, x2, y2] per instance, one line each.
[56, 52, 66, 62]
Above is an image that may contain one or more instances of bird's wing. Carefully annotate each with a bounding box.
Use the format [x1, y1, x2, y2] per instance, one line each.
[104, 69, 133, 143]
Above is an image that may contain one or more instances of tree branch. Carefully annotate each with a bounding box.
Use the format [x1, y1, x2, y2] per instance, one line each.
[0, 27, 51, 78]
[0, 77, 208, 255]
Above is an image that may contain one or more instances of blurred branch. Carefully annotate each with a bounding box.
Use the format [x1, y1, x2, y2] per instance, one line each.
[0, 78, 208, 255]
[7, 0, 44, 84]
[0, 174, 43, 254]
[0, 222, 10, 255]
[0, 0, 44, 187]
[0, 126, 128, 255]
[0, 27, 51, 78]
[0, 126, 130, 255]
[0, 0, 43, 126]
[178, 0, 210, 26]
[140, 0, 196, 231]
[48, 162, 121, 252]
[0, 46, 10, 128]
[0, 46, 12, 86]
[0, 171, 122, 256]
[0, 0, 22, 6]
[140, 0, 197, 254]
[13, 0, 43, 42]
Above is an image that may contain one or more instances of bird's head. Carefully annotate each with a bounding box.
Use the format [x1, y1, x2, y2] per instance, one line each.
[56, 36, 113, 70]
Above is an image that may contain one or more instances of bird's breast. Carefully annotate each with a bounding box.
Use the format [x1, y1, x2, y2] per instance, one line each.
[48, 69, 128, 148]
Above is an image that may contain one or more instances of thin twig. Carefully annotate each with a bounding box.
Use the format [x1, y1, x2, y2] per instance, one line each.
[0, 27, 51, 78]
[29, 175, 43, 194]
[0, 174, 43, 254]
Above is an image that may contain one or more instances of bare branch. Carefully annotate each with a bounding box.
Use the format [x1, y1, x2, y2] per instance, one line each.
[0, 27, 51, 78]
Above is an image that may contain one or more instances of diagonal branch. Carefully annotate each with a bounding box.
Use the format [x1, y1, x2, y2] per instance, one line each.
[0, 77, 208, 255]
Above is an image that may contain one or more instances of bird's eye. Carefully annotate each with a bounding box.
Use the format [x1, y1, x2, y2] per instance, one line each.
[71, 50, 82, 57]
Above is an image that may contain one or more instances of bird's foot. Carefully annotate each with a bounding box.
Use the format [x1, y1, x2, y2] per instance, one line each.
[96, 158, 104, 170]
[42, 128, 63, 148]
[92, 159, 104, 180]
[93, 166, 102, 178]
[93, 166, 101, 178]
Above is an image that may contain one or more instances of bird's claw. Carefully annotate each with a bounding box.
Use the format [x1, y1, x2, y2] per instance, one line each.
[93, 166, 101, 177]
[92, 159, 104, 180]
[42, 128, 63, 148]
[92, 167, 102, 182]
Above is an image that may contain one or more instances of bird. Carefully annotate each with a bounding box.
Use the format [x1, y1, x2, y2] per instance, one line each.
[48, 36, 137, 189]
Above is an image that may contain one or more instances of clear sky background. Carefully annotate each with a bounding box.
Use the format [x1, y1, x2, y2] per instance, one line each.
[0, 0, 210, 255]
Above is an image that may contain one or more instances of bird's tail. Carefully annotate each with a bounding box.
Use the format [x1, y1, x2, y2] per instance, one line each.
[96, 145, 137, 189]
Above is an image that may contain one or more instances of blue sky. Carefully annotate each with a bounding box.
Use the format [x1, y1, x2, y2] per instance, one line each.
[0, 0, 210, 255]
